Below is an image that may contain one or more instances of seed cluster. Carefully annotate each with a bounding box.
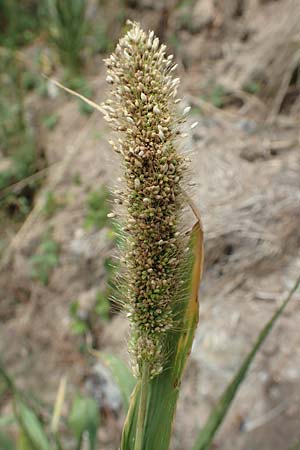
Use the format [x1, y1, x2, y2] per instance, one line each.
[103, 21, 188, 378]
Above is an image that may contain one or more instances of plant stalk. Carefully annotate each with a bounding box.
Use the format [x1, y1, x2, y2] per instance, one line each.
[134, 364, 149, 450]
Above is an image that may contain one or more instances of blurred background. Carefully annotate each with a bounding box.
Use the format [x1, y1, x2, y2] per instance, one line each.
[0, 0, 300, 449]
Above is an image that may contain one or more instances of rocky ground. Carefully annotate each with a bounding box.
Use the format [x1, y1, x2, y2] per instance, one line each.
[1, 1, 300, 449]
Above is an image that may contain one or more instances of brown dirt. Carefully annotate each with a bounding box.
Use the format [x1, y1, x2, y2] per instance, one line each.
[1, 1, 300, 449]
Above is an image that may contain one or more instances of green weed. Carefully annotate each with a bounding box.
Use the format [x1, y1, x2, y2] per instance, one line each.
[0, 49, 26, 139]
[84, 187, 110, 230]
[94, 291, 110, 322]
[69, 257, 115, 337]
[0, 363, 100, 450]
[30, 231, 59, 285]
[0, 0, 43, 48]
[72, 172, 82, 186]
[47, 0, 87, 73]
[42, 113, 59, 130]
[243, 81, 261, 94]
[69, 300, 89, 335]
[210, 85, 226, 108]
[0, 133, 40, 220]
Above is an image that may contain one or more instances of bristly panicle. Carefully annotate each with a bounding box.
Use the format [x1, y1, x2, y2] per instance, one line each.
[103, 21, 189, 378]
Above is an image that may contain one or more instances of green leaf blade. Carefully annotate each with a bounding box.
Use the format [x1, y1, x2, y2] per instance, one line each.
[68, 394, 100, 450]
[0, 431, 16, 450]
[16, 402, 52, 450]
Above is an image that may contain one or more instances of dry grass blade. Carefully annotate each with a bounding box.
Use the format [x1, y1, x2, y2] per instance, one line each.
[50, 376, 67, 434]
[44, 76, 104, 114]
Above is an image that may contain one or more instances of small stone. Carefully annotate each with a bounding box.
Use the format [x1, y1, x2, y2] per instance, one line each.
[190, 0, 214, 33]
[85, 362, 123, 414]
[134, 178, 141, 190]
[106, 75, 114, 84]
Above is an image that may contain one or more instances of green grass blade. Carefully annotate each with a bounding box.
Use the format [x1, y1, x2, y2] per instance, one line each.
[121, 221, 204, 450]
[16, 401, 52, 450]
[68, 394, 99, 450]
[94, 352, 136, 412]
[0, 431, 16, 450]
[0, 361, 16, 393]
[121, 382, 141, 450]
[0, 363, 53, 450]
[17, 431, 35, 450]
[192, 274, 300, 450]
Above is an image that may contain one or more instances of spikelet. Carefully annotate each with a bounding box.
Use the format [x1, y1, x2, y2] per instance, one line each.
[103, 21, 190, 378]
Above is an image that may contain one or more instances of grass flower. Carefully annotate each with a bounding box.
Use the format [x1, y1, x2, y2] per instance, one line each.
[103, 21, 189, 379]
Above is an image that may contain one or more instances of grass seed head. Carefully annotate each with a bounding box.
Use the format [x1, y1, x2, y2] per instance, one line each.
[103, 21, 189, 378]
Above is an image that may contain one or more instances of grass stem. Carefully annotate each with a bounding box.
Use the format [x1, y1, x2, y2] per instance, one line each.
[134, 364, 149, 450]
